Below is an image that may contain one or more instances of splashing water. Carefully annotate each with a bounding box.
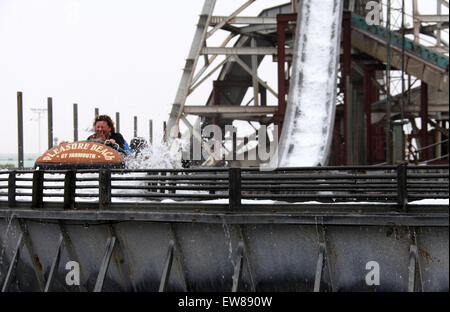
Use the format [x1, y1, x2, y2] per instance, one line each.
[124, 141, 182, 170]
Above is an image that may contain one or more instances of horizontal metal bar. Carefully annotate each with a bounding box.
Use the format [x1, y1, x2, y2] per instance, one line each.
[14, 192, 32, 196]
[242, 174, 397, 180]
[202, 47, 294, 55]
[241, 184, 398, 190]
[112, 193, 224, 199]
[415, 14, 449, 22]
[111, 175, 228, 181]
[241, 180, 394, 184]
[73, 185, 99, 189]
[111, 168, 229, 173]
[76, 178, 99, 182]
[183, 105, 278, 115]
[2, 165, 448, 175]
[210, 16, 277, 25]
[43, 186, 65, 190]
[408, 194, 449, 199]
[43, 178, 65, 182]
[43, 193, 64, 197]
[407, 174, 449, 178]
[111, 185, 228, 190]
[75, 193, 99, 197]
[0, 208, 447, 226]
[242, 194, 398, 199]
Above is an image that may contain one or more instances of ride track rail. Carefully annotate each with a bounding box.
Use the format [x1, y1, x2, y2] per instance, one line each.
[0, 165, 448, 227]
[0, 165, 448, 292]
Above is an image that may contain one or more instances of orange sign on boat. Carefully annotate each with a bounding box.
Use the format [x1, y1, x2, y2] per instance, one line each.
[35, 141, 124, 169]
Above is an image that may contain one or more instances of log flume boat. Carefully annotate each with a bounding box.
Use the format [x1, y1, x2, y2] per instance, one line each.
[34, 141, 125, 170]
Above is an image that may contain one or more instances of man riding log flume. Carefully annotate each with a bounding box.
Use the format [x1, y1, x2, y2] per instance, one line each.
[87, 114, 133, 155]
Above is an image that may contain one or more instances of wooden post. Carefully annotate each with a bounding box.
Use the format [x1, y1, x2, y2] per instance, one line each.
[229, 167, 241, 210]
[421, 82, 429, 160]
[64, 170, 76, 209]
[99, 170, 111, 209]
[397, 164, 408, 211]
[17, 92, 24, 169]
[159, 172, 166, 194]
[47, 97, 53, 149]
[8, 171, 16, 207]
[32, 170, 44, 208]
[163, 122, 167, 142]
[116, 112, 120, 133]
[134, 116, 138, 137]
[149, 119, 153, 145]
[73, 103, 78, 141]
[343, 11, 352, 165]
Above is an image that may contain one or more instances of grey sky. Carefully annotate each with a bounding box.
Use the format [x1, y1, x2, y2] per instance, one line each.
[0, 0, 281, 154]
[0, 0, 446, 155]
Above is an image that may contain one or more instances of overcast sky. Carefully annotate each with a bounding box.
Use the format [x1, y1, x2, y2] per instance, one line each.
[0, 0, 446, 155]
[0, 0, 283, 154]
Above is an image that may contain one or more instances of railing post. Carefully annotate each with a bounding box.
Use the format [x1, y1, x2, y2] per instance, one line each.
[47, 97, 53, 149]
[64, 170, 76, 209]
[397, 163, 408, 211]
[159, 172, 166, 194]
[169, 172, 176, 194]
[229, 167, 241, 210]
[8, 171, 16, 208]
[32, 170, 44, 208]
[99, 169, 111, 209]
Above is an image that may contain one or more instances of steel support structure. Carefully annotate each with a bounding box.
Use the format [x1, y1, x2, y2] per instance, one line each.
[342, 11, 352, 165]
[275, 13, 297, 139]
[421, 82, 429, 160]
[363, 64, 379, 164]
[164, 1, 296, 166]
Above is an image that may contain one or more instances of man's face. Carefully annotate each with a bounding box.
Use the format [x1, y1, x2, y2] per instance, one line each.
[95, 121, 111, 137]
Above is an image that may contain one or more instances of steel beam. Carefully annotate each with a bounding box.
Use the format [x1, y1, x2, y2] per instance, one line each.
[93, 236, 116, 292]
[275, 13, 297, 139]
[0, 209, 448, 227]
[183, 105, 277, 116]
[343, 11, 352, 165]
[238, 226, 255, 291]
[57, 221, 86, 292]
[158, 240, 174, 292]
[166, 0, 216, 140]
[18, 219, 46, 291]
[1, 233, 23, 292]
[210, 16, 277, 25]
[415, 15, 449, 22]
[421, 82, 429, 160]
[44, 235, 63, 292]
[106, 224, 136, 292]
[169, 224, 189, 291]
[201, 47, 293, 55]
[313, 243, 326, 292]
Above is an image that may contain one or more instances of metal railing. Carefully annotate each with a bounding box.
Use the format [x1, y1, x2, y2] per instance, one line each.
[408, 139, 449, 165]
[0, 165, 448, 211]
